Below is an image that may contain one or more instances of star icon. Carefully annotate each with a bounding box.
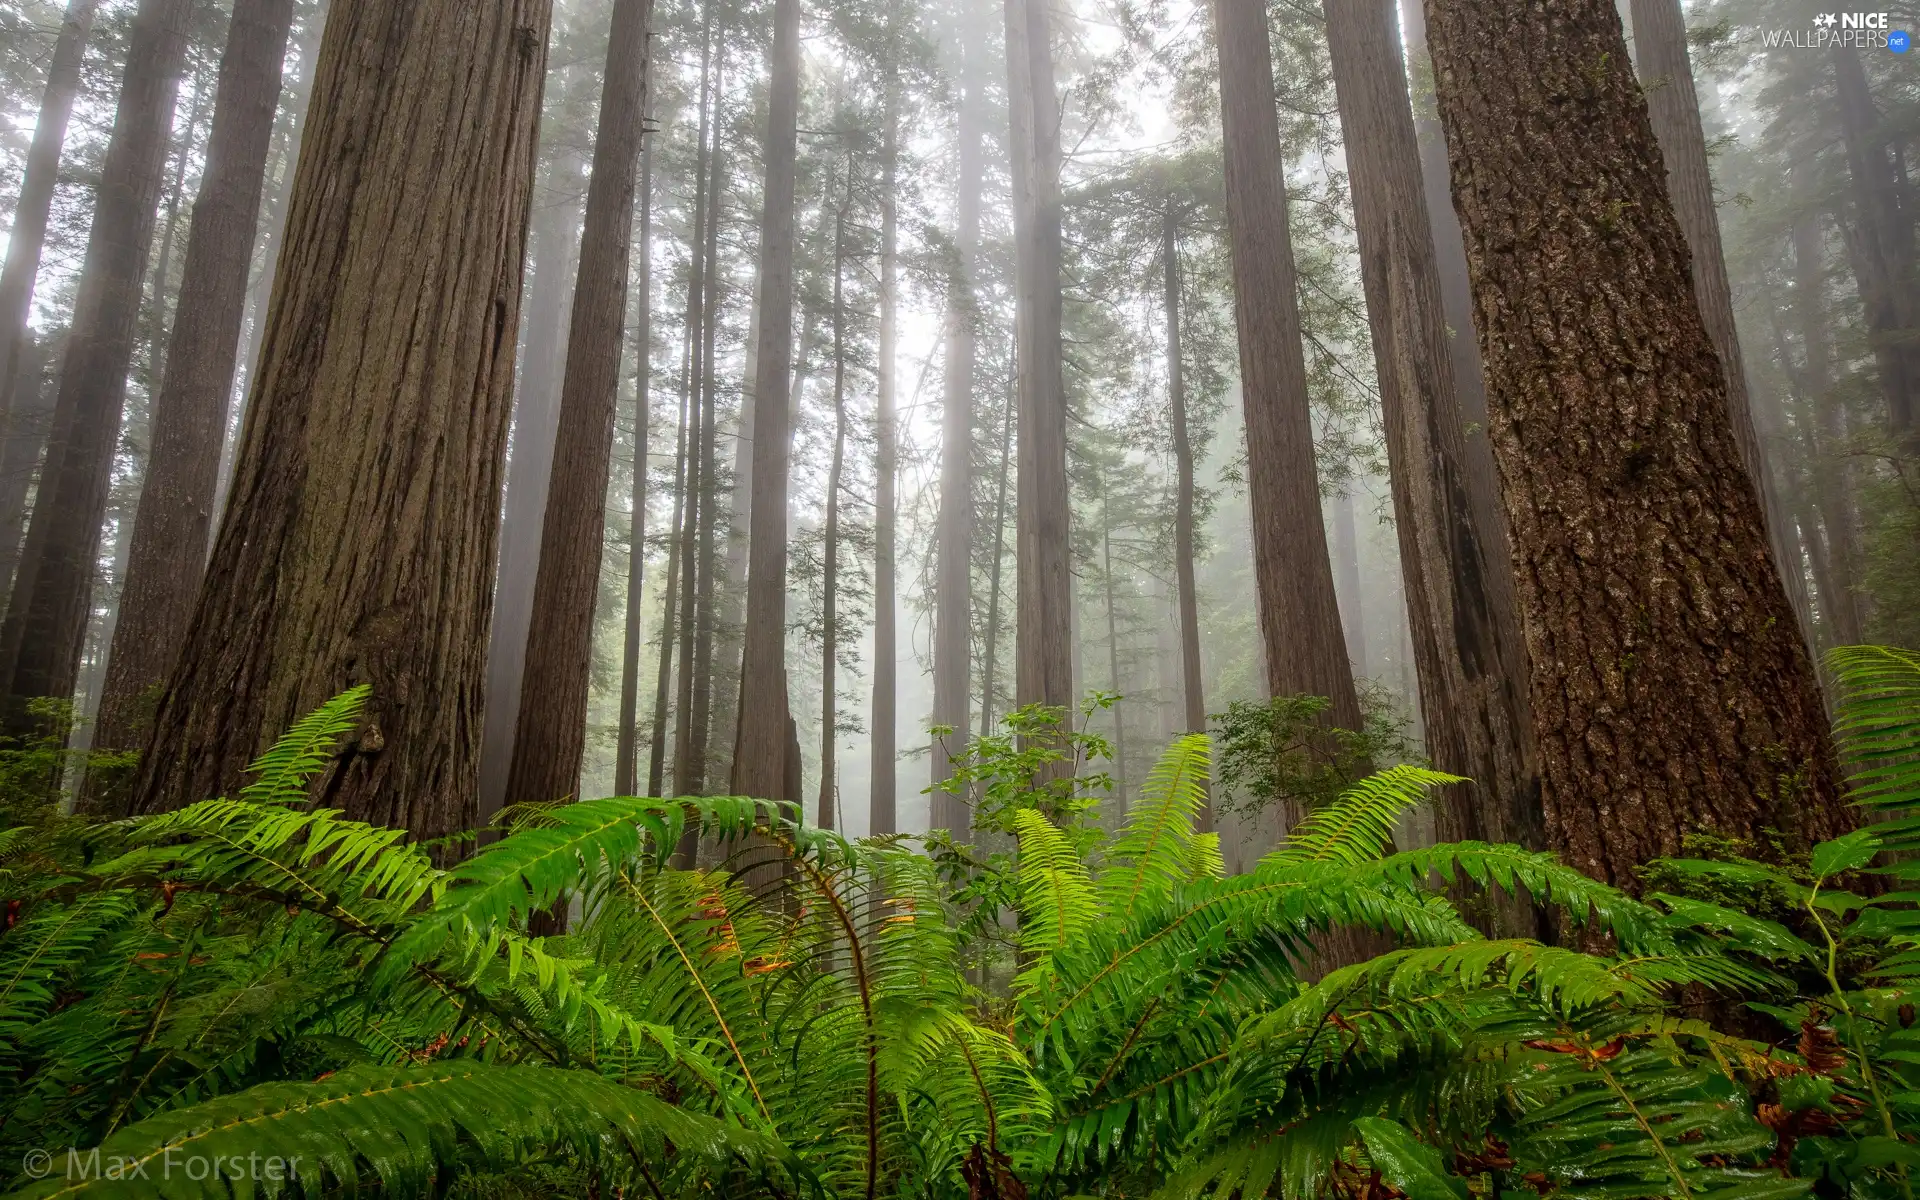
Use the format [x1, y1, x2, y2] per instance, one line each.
[1815, 11, 1838, 25]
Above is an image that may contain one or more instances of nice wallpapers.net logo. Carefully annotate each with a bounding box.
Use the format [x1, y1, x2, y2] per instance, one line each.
[1761, 11, 1912, 51]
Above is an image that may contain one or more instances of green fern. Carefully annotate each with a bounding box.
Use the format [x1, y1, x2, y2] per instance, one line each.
[238, 685, 371, 806]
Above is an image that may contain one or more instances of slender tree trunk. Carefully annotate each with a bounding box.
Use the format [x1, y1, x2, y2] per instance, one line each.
[1325, 0, 1540, 861]
[731, 0, 802, 805]
[1003, 0, 1072, 715]
[870, 72, 899, 836]
[0, 0, 102, 437]
[1832, 47, 1920, 459]
[648, 378, 692, 797]
[0, 344, 54, 606]
[478, 145, 586, 822]
[1214, 0, 1363, 772]
[1330, 486, 1365, 675]
[1100, 512, 1126, 814]
[1164, 210, 1207, 778]
[91, 0, 299, 799]
[931, 29, 982, 825]
[978, 376, 1014, 741]
[0, 0, 195, 726]
[143, 66, 207, 395]
[1421, 0, 1847, 884]
[129, 0, 553, 835]
[615, 134, 656, 798]
[819, 178, 850, 830]
[672, 16, 716, 798]
[707, 276, 759, 786]
[1790, 204, 1863, 647]
[688, 47, 727, 796]
[505, 0, 653, 812]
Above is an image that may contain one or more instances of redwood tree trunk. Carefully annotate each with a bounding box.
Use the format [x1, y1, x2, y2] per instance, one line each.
[129, 0, 553, 836]
[91, 0, 299, 795]
[731, 0, 802, 805]
[1004, 0, 1072, 714]
[1213, 0, 1363, 746]
[870, 73, 899, 837]
[0, 0, 195, 726]
[615, 137, 656, 798]
[505, 0, 653, 810]
[1163, 208, 1208, 820]
[819, 182, 849, 830]
[1325, 0, 1542, 936]
[1630, 0, 1815, 646]
[0, 0, 101, 436]
[1422, 0, 1848, 884]
[930, 28, 982, 826]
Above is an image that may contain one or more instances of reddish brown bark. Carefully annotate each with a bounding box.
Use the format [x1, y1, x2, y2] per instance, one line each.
[504, 0, 653, 811]
[130, 0, 554, 836]
[1421, 0, 1847, 884]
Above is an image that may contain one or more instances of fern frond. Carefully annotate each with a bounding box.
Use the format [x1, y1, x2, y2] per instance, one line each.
[1826, 644, 1920, 815]
[1012, 809, 1098, 966]
[9, 1062, 783, 1199]
[239, 686, 371, 805]
[1263, 766, 1463, 869]
[1099, 734, 1209, 919]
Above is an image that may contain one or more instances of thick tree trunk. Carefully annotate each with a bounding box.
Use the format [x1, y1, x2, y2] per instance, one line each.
[477, 145, 585, 822]
[1832, 48, 1920, 459]
[0, 0, 195, 725]
[731, 0, 802, 805]
[0, 0, 102, 436]
[870, 75, 899, 837]
[615, 138, 656, 798]
[931, 33, 982, 824]
[1003, 0, 1072, 714]
[1421, 0, 1848, 884]
[1214, 0, 1363, 759]
[91, 0, 299, 796]
[1630, 0, 1815, 646]
[129, 0, 553, 836]
[1325, 0, 1542, 936]
[505, 0, 653, 811]
[1164, 210, 1207, 763]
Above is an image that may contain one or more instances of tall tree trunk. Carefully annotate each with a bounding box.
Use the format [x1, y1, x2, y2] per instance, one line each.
[142, 65, 208, 396]
[1214, 0, 1363, 759]
[870, 72, 899, 836]
[648, 376, 692, 797]
[0, 344, 54, 606]
[978, 374, 1014, 743]
[731, 0, 802, 805]
[1003, 0, 1072, 714]
[91, 0, 299, 799]
[931, 28, 982, 824]
[505, 0, 653, 811]
[0, 0, 102, 439]
[478, 144, 586, 822]
[1630, 0, 1816, 646]
[1790, 204, 1863, 647]
[0, 0, 195, 726]
[1421, 0, 1847, 884]
[707, 275, 759, 786]
[688, 47, 728, 797]
[1325, 0, 1540, 863]
[1831, 47, 1920, 459]
[129, 0, 553, 835]
[1330, 486, 1365, 674]
[615, 134, 656, 798]
[1100, 510, 1126, 814]
[1164, 210, 1207, 781]
[819, 178, 850, 830]
[672, 15, 716, 798]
